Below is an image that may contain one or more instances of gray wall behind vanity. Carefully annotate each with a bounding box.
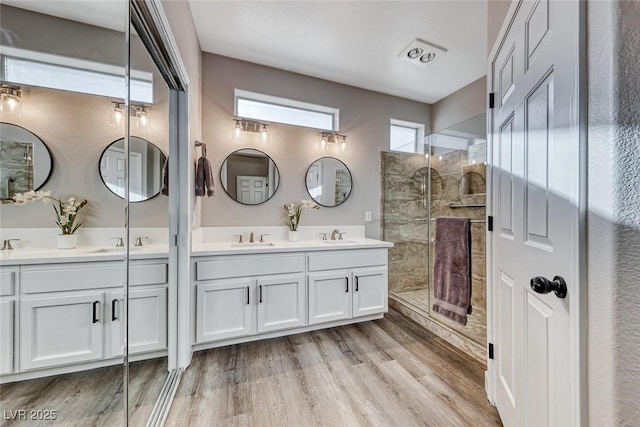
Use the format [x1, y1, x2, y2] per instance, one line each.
[200, 54, 431, 239]
[0, 5, 169, 228]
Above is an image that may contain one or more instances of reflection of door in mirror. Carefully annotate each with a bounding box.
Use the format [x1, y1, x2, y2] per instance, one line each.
[100, 147, 144, 202]
[237, 176, 267, 204]
[101, 146, 143, 200]
[306, 163, 322, 199]
[335, 169, 351, 205]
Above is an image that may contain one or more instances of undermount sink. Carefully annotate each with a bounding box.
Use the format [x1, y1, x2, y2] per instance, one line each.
[230, 242, 275, 248]
[322, 240, 357, 244]
[83, 247, 128, 254]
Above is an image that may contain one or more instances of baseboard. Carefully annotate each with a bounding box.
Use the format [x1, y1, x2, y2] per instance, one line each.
[389, 296, 487, 365]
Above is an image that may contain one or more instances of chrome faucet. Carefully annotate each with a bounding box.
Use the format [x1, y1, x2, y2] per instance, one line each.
[135, 236, 149, 247]
[111, 237, 125, 247]
[319, 233, 328, 240]
[1, 239, 19, 250]
[260, 234, 269, 242]
[331, 229, 340, 240]
[249, 232, 255, 243]
[234, 234, 243, 243]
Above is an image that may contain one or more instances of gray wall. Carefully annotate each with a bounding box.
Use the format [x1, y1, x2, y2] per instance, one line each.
[0, 6, 169, 228]
[487, 0, 511, 55]
[200, 54, 431, 239]
[587, 1, 640, 425]
[430, 77, 486, 134]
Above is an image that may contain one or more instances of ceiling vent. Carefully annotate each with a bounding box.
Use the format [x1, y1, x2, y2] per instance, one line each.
[398, 39, 446, 66]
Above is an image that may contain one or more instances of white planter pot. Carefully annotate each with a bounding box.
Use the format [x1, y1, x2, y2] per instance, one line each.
[288, 231, 300, 242]
[57, 234, 78, 250]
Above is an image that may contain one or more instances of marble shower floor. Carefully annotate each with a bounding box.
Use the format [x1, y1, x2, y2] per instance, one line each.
[391, 288, 430, 311]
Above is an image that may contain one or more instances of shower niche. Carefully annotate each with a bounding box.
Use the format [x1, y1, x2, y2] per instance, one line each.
[382, 113, 487, 362]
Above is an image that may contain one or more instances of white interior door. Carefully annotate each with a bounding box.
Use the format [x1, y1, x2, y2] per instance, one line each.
[236, 176, 267, 204]
[101, 146, 143, 200]
[489, 1, 582, 426]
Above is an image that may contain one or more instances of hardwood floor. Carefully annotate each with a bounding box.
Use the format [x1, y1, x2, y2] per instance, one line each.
[166, 309, 501, 427]
[0, 358, 167, 427]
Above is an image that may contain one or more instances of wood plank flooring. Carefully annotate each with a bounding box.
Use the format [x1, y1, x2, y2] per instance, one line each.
[165, 309, 501, 427]
[0, 358, 168, 427]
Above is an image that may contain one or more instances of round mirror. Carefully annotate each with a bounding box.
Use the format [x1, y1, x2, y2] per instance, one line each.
[305, 157, 352, 207]
[99, 136, 166, 202]
[220, 148, 280, 205]
[0, 123, 53, 201]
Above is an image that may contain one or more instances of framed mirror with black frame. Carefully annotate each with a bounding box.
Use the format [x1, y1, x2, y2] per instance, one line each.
[219, 148, 280, 205]
[305, 156, 352, 207]
[0, 122, 53, 201]
[99, 136, 166, 202]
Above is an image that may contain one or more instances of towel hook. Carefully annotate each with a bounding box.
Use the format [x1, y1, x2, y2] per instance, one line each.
[195, 140, 207, 157]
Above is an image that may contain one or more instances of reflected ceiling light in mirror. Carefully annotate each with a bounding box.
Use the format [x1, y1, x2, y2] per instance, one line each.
[232, 118, 269, 144]
[0, 85, 22, 117]
[319, 131, 347, 153]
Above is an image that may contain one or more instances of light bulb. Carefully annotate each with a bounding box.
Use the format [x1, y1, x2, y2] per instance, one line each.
[6, 97, 17, 110]
[438, 155, 443, 161]
[340, 139, 347, 153]
[425, 153, 429, 159]
[320, 136, 328, 150]
[260, 124, 269, 144]
[136, 110, 150, 131]
[233, 120, 243, 143]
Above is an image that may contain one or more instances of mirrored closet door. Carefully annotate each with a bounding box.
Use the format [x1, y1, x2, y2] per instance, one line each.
[0, 1, 181, 425]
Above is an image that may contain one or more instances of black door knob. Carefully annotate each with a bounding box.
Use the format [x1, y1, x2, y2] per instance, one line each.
[530, 276, 567, 299]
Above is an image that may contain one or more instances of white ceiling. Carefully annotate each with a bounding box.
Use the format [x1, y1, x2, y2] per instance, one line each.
[188, 0, 488, 104]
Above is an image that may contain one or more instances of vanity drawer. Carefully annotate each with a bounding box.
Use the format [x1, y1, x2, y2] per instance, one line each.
[307, 249, 387, 272]
[196, 254, 305, 281]
[21, 262, 167, 294]
[0, 268, 17, 296]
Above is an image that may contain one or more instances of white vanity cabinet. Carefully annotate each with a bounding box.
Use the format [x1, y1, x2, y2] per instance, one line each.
[192, 245, 389, 350]
[1, 258, 168, 381]
[194, 254, 306, 344]
[0, 268, 18, 375]
[308, 250, 388, 325]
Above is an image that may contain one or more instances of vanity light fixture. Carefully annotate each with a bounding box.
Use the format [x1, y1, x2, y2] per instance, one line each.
[232, 118, 269, 144]
[110, 101, 125, 127]
[319, 131, 348, 153]
[133, 105, 151, 131]
[0, 84, 22, 117]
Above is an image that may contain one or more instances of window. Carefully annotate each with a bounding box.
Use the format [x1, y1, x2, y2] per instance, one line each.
[235, 89, 339, 131]
[390, 119, 426, 154]
[1, 46, 153, 103]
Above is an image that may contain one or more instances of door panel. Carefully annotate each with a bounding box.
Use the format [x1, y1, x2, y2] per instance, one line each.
[257, 274, 305, 333]
[110, 287, 168, 357]
[308, 271, 351, 325]
[20, 294, 104, 370]
[0, 300, 14, 374]
[490, 1, 581, 426]
[352, 267, 387, 317]
[196, 280, 255, 343]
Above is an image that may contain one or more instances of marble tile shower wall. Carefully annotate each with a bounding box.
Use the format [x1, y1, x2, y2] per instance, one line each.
[381, 150, 487, 346]
[381, 152, 430, 299]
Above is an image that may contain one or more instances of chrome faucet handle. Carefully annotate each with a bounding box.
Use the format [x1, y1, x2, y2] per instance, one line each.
[111, 237, 125, 247]
[338, 232, 347, 240]
[249, 232, 255, 243]
[1, 239, 19, 250]
[330, 229, 340, 240]
[234, 234, 243, 243]
[318, 233, 327, 241]
[135, 236, 149, 247]
[259, 234, 269, 242]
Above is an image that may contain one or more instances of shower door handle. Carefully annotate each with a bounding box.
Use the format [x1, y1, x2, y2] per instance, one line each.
[530, 276, 567, 299]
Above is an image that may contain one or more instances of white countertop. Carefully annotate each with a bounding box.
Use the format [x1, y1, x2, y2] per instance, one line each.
[191, 238, 393, 257]
[0, 244, 169, 266]
[1, 238, 392, 266]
